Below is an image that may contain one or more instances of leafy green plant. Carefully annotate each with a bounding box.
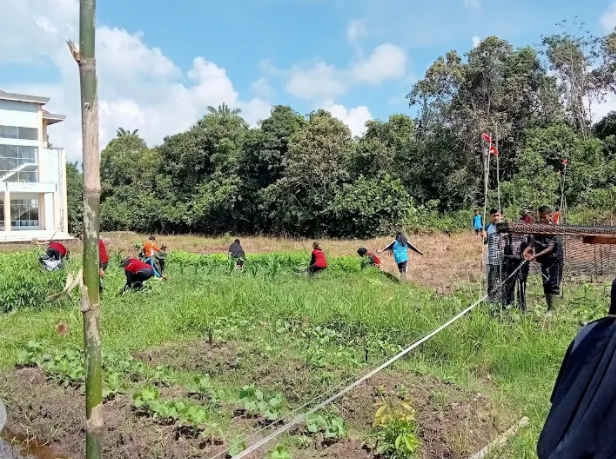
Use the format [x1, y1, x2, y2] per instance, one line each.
[17, 340, 49, 367]
[187, 375, 225, 406]
[239, 384, 285, 421]
[368, 399, 420, 459]
[268, 445, 291, 459]
[306, 412, 348, 441]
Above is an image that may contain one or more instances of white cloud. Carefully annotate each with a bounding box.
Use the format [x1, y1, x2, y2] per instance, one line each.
[0, 0, 384, 161]
[472, 35, 481, 47]
[325, 103, 372, 136]
[601, 2, 616, 32]
[463, 0, 481, 10]
[278, 43, 408, 103]
[251, 78, 275, 98]
[346, 19, 367, 43]
[0, 0, 272, 163]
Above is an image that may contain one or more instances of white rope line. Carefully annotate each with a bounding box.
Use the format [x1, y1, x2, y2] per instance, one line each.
[219, 261, 528, 459]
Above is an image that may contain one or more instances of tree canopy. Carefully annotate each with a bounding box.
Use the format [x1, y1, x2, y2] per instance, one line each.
[75, 20, 616, 238]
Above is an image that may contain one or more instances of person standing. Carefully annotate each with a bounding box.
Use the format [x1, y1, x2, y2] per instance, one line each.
[483, 209, 505, 303]
[473, 209, 483, 237]
[503, 215, 530, 312]
[553, 206, 561, 225]
[228, 239, 245, 271]
[523, 206, 564, 313]
[378, 231, 423, 281]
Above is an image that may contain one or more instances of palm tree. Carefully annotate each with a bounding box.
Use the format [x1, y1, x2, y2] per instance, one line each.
[116, 127, 139, 137]
[206, 103, 242, 117]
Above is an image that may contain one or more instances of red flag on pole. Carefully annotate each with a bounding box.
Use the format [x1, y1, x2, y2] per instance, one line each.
[489, 145, 499, 156]
[481, 133, 492, 143]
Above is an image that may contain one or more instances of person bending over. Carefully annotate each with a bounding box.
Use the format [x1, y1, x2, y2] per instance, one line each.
[308, 242, 328, 275]
[228, 239, 245, 271]
[121, 257, 156, 291]
[378, 231, 423, 281]
[537, 278, 616, 459]
[47, 241, 69, 261]
[357, 247, 381, 269]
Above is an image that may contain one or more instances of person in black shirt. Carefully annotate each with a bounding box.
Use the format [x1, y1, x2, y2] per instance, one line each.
[537, 278, 616, 459]
[503, 216, 530, 312]
[523, 206, 564, 313]
[228, 239, 245, 271]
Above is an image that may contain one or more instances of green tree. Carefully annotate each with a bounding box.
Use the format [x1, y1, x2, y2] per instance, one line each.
[66, 162, 83, 234]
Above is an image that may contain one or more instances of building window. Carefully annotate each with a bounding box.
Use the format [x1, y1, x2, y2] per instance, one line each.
[0, 144, 38, 182]
[10, 198, 39, 230]
[0, 125, 38, 141]
[0, 199, 4, 231]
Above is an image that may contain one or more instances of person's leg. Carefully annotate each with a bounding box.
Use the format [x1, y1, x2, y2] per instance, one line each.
[518, 260, 529, 313]
[546, 260, 563, 311]
[502, 258, 514, 306]
[398, 261, 408, 281]
[487, 264, 497, 302]
[131, 269, 154, 290]
[541, 262, 555, 311]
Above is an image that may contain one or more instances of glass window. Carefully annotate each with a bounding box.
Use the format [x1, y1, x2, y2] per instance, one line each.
[0, 199, 4, 231]
[0, 125, 38, 141]
[10, 198, 39, 230]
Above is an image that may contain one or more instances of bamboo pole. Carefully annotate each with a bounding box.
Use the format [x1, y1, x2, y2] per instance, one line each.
[67, 0, 103, 457]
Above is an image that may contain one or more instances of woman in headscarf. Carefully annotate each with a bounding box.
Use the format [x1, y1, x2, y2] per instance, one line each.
[537, 278, 616, 459]
[378, 231, 423, 280]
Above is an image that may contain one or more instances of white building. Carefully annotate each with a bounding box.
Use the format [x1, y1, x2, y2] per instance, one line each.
[0, 90, 70, 243]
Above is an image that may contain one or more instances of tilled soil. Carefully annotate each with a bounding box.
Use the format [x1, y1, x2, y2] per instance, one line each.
[0, 362, 510, 459]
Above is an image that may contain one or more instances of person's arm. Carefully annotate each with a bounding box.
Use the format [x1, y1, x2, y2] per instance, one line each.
[310, 252, 316, 265]
[378, 240, 395, 253]
[528, 237, 555, 261]
[406, 241, 423, 255]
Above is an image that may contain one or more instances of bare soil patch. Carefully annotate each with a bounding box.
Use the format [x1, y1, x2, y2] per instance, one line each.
[1, 362, 509, 459]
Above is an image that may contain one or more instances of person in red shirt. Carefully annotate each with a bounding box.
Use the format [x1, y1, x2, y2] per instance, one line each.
[308, 242, 328, 275]
[47, 242, 69, 261]
[357, 247, 381, 269]
[120, 257, 156, 291]
[553, 206, 560, 225]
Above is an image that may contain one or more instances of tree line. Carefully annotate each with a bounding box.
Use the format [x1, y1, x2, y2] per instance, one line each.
[66, 20, 616, 238]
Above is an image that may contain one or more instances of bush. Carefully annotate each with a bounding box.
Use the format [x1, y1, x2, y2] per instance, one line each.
[0, 251, 68, 312]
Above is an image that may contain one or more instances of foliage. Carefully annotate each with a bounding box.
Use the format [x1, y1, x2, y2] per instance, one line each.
[305, 412, 348, 441]
[239, 384, 285, 421]
[0, 251, 68, 312]
[66, 161, 84, 234]
[368, 399, 420, 458]
[74, 20, 616, 237]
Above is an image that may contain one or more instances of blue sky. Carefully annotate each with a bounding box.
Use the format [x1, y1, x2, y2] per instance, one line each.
[1, 0, 615, 160]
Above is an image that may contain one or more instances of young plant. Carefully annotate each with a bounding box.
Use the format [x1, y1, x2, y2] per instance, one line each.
[305, 412, 348, 441]
[369, 399, 420, 459]
[239, 384, 285, 421]
[268, 445, 291, 459]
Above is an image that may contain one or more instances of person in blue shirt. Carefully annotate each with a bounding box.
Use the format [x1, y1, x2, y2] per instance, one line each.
[378, 231, 423, 280]
[473, 209, 483, 237]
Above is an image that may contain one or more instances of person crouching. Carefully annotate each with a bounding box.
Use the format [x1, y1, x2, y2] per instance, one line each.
[120, 257, 155, 292]
[308, 242, 328, 275]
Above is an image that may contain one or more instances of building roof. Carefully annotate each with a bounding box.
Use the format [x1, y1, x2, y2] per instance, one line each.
[0, 89, 50, 104]
[43, 109, 67, 125]
[0, 90, 66, 124]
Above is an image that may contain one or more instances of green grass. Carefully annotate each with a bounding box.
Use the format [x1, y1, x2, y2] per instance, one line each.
[0, 249, 612, 458]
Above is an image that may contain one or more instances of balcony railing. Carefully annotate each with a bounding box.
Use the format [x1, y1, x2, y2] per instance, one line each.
[0, 144, 38, 182]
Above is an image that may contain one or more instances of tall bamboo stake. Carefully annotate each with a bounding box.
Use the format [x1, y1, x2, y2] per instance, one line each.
[67, 0, 103, 457]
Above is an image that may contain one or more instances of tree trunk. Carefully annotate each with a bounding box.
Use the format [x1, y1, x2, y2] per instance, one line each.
[70, 0, 103, 457]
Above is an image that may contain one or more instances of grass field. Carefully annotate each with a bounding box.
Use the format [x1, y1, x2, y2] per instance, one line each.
[0, 233, 612, 459]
